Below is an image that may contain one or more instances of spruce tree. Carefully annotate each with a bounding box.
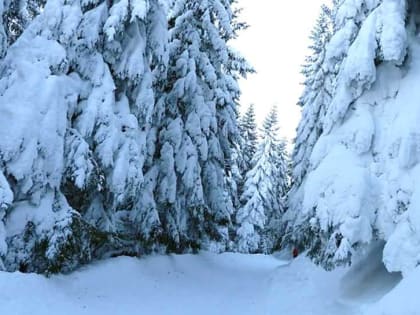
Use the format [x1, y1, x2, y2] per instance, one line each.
[263, 137, 289, 252]
[284, 2, 336, 258]
[236, 106, 288, 253]
[239, 104, 258, 176]
[226, 110, 245, 216]
[288, 0, 410, 270]
[292, 4, 334, 186]
[154, 0, 250, 252]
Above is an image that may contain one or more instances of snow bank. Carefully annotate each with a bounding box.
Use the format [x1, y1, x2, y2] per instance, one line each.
[365, 267, 420, 315]
[2, 250, 412, 315]
[340, 242, 401, 305]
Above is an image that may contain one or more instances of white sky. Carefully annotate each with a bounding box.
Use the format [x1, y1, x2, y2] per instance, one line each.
[234, 0, 325, 143]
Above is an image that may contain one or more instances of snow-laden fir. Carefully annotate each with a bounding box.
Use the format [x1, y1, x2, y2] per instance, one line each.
[238, 103, 258, 186]
[236, 107, 288, 254]
[287, 0, 420, 276]
[150, 0, 252, 253]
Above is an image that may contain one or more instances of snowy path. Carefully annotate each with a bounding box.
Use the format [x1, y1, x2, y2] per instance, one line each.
[0, 252, 399, 315]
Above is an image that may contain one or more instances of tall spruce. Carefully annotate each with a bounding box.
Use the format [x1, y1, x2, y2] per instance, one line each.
[264, 137, 289, 252]
[291, 4, 334, 186]
[284, 2, 336, 258]
[152, 0, 250, 252]
[236, 106, 288, 254]
[226, 107, 245, 215]
[287, 0, 412, 271]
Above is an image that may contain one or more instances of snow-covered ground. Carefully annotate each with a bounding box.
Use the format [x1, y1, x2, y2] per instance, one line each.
[0, 250, 406, 315]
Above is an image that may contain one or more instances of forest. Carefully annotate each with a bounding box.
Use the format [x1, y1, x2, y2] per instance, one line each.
[0, 0, 419, 314]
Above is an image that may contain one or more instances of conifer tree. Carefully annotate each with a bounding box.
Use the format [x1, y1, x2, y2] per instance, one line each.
[239, 104, 258, 175]
[291, 4, 334, 188]
[236, 106, 288, 253]
[154, 0, 250, 252]
[226, 115, 245, 213]
[226, 103, 258, 213]
[284, 2, 336, 258]
[288, 0, 409, 270]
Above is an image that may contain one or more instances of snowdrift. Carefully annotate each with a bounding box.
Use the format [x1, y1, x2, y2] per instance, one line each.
[365, 266, 420, 315]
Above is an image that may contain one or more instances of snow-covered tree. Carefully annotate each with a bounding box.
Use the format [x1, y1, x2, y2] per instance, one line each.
[225, 103, 257, 216]
[225, 111, 245, 214]
[284, 1, 337, 259]
[153, 0, 250, 252]
[239, 104, 258, 175]
[0, 27, 93, 272]
[224, 102, 258, 214]
[288, 0, 412, 270]
[236, 106, 288, 253]
[291, 4, 334, 186]
[261, 136, 289, 253]
[0, 0, 169, 272]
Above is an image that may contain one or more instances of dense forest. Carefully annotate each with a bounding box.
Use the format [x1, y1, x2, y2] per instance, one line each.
[1, 0, 420, 285]
[0, 0, 289, 273]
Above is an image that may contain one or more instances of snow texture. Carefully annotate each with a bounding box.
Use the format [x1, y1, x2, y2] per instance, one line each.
[0, 252, 362, 315]
[0, 249, 409, 315]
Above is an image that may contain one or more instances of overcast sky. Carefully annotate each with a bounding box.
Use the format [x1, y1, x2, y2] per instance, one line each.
[234, 0, 325, 143]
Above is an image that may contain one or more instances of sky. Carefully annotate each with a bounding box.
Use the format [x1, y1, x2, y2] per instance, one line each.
[234, 0, 326, 143]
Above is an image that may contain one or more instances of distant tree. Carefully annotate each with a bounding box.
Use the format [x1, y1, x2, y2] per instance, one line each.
[236, 106, 288, 253]
[239, 104, 259, 174]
